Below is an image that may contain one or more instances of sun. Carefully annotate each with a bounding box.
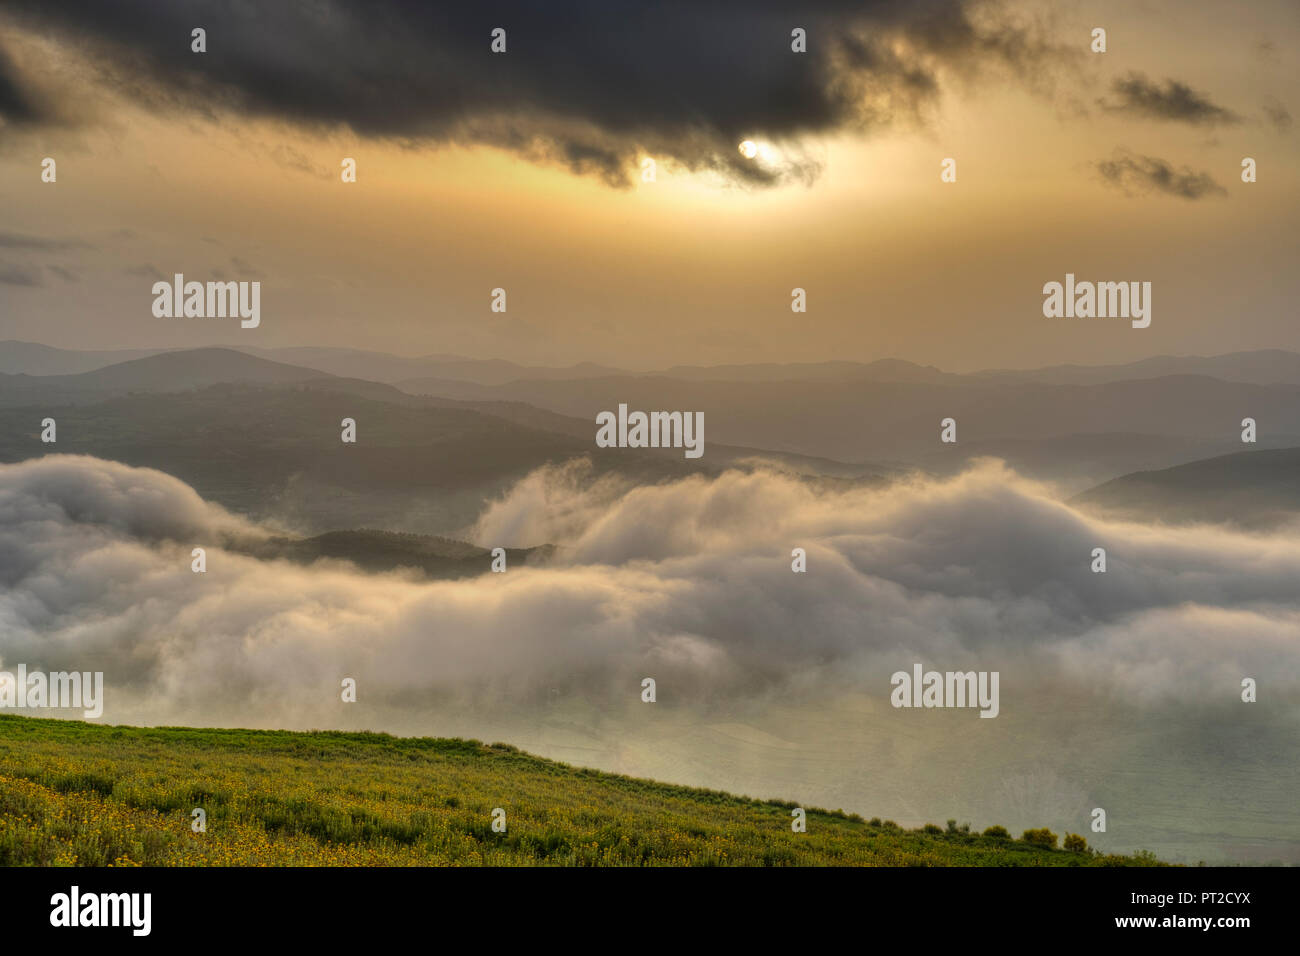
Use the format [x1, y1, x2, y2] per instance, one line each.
[738, 140, 758, 159]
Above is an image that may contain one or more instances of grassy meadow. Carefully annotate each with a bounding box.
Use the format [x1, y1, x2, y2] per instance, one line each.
[0, 715, 1165, 867]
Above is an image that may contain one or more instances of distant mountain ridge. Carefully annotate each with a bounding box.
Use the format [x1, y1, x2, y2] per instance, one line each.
[6, 341, 1300, 387]
[973, 350, 1300, 387]
[392, 371, 1300, 489]
[1072, 446, 1300, 528]
[0, 340, 165, 376]
[5, 345, 1300, 491]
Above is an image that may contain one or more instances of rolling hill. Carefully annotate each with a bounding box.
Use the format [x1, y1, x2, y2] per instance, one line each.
[229, 529, 553, 578]
[243, 347, 625, 386]
[0, 350, 883, 535]
[0, 715, 1160, 866]
[1072, 446, 1300, 528]
[8, 341, 1300, 388]
[0, 341, 167, 376]
[0, 382, 703, 535]
[396, 373, 1300, 488]
[6, 345, 1300, 496]
[975, 350, 1300, 387]
[0, 347, 329, 403]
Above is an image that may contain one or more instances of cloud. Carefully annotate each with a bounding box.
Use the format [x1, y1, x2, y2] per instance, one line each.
[3, 453, 1295, 714]
[2, 454, 1296, 857]
[0, 233, 92, 285]
[1262, 98, 1292, 133]
[123, 263, 165, 280]
[0, 455, 256, 544]
[0, 231, 92, 251]
[228, 256, 263, 279]
[265, 143, 330, 178]
[0, 261, 41, 285]
[1094, 150, 1227, 200]
[1102, 72, 1239, 125]
[0, 0, 1076, 187]
[0, 43, 37, 123]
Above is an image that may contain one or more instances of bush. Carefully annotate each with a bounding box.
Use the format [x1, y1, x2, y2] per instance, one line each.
[1022, 827, 1058, 849]
[982, 825, 1010, 838]
[1063, 833, 1088, 853]
[923, 823, 944, 834]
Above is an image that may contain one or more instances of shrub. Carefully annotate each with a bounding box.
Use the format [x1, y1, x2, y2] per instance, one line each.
[1063, 833, 1088, 853]
[923, 823, 944, 834]
[982, 825, 1010, 838]
[1022, 827, 1058, 849]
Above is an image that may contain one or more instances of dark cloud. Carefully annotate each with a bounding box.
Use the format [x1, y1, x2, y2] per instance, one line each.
[124, 263, 165, 280]
[0, 44, 37, 123]
[1094, 150, 1227, 200]
[262, 142, 330, 178]
[228, 256, 263, 279]
[1102, 72, 1239, 125]
[0, 0, 1073, 186]
[0, 231, 92, 250]
[1263, 98, 1292, 132]
[0, 262, 42, 285]
[0, 234, 91, 285]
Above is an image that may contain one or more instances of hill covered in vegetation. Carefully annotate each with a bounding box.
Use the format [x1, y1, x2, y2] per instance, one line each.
[0, 716, 1164, 866]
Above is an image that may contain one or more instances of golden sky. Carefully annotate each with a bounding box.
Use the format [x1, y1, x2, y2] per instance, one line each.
[0, 0, 1296, 370]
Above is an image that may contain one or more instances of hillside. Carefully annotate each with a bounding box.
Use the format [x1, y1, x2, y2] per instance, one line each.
[11, 341, 1299, 389]
[0, 341, 166, 376]
[0, 353, 878, 535]
[975, 350, 1300, 387]
[397, 372, 1300, 487]
[1072, 446, 1300, 527]
[0, 382, 700, 534]
[0, 716, 1160, 866]
[0, 348, 329, 403]
[6, 343, 1300, 490]
[229, 529, 554, 578]
[396, 374, 1300, 457]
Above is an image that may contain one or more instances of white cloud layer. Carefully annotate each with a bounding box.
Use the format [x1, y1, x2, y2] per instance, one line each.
[2, 454, 1297, 861]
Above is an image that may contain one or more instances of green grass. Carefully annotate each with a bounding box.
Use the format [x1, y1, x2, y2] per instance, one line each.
[0, 714, 1166, 867]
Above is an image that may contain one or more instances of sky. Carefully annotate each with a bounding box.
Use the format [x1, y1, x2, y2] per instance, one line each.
[0, 0, 1296, 371]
